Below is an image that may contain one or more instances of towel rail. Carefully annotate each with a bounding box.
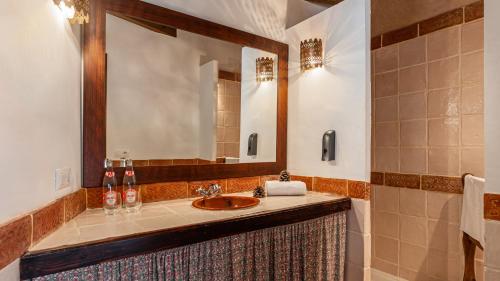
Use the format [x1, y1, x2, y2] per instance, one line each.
[462, 172, 483, 281]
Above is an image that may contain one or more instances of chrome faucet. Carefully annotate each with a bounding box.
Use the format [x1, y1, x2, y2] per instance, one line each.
[196, 183, 222, 198]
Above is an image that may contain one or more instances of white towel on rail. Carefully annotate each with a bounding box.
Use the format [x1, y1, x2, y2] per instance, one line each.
[460, 174, 485, 246]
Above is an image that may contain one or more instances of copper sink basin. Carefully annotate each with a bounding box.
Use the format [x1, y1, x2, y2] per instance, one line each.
[192, 196, 260, 210]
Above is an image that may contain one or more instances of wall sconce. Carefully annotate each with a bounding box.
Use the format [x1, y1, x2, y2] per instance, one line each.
[256, 57, 274, 82]
[300, 38, 323, 71]
[54, 0, 89, 24]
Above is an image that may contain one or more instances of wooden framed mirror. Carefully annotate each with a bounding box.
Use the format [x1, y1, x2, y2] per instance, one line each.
[83, 0, 288, 187]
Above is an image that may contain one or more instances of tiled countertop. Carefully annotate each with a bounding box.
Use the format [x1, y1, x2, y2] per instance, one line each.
[30, 191, 347, 252]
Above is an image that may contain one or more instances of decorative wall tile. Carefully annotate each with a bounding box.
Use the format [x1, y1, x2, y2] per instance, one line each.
[348, 181, 369, 199]
[382, 24, 418, 46]
[385, 173, 420, 189]
[259, 175, 280, 185]
[0, 216, 32, 270]
[32, 199, 65, 244]
[63, 189, 87, 222]
[226, 177, 260, 193]
[142, 182, 188, 203]
[370, 172, 384, 185]
[313, 177, 348, 196]
[421, 175, 463, 194]
[464, 1, 484, 22]
[419, 8, 463, 35]
[290, 175, 313, 190]
[484, 193, 500, 221]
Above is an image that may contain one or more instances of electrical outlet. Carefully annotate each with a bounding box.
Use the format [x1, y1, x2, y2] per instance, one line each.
[55, 168, 72, 191]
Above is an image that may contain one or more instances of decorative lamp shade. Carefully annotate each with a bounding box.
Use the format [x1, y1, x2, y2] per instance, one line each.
[54, 0, 89, 24]
[256, 57, 274, 82]
[300, 38, 323, 71]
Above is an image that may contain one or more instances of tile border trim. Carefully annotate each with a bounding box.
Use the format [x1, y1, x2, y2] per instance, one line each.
[371, 0, 483, 50]
[0, 188, 87, 271]
[485, 193, 500, 221]
[371, 171, 463, 194]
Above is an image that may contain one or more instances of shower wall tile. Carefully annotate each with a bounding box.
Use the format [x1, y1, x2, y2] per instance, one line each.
[398, 36, 426, 67]
[371, 4, 484, 278]
[427, 26, 460, 60]
[374, 45, 398, 73]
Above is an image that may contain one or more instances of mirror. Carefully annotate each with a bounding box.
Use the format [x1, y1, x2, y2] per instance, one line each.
[105, 13, 278, 166]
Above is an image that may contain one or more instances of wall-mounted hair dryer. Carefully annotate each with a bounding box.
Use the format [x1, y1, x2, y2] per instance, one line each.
[247, 133, 258, 156]
[322, 130, 335, 161]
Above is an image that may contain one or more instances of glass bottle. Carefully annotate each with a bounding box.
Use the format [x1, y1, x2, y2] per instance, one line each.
[102, 159, 121, 215]
[122, 159, 141, 212]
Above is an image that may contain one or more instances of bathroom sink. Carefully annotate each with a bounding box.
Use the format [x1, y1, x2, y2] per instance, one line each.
[192, 196, 260, 210]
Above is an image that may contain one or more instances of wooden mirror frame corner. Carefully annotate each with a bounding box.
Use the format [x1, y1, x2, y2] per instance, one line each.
[83, 0, 288, 187]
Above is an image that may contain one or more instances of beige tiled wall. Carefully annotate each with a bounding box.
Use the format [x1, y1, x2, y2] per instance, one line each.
[372, 19, 484, 177]
[371, 19, 485, 280]
[216, 79, 241, 158]
[371, 185, 484, 280]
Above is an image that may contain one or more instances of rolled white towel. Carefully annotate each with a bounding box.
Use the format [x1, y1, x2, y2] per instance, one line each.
[265, 180, 307, 196]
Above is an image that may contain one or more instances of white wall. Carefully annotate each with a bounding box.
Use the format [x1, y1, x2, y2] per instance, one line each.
[0, 0, 82, 223]
[484, 0, 500, 278]
[0, 0, 81, 277]
[198, 61, 218, 161]
[106, 14, 201, 160]
[286, 0, 371, 182]
[286, 0, 372, 279]
[239, 47, 278, 163]
[143, 0, 288, 41]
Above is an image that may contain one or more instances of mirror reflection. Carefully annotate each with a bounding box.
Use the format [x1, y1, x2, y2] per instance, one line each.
[105, 13, 278, 166]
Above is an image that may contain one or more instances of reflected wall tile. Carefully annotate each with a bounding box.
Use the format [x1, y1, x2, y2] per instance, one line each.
[427, 26, 459, 60]
[461, 51, 484, 87]
[399, 36, 426, 67]
[399, 64, 426, 93]
[374, 44, 398, 73]
[428, 56, 459, 89]
[462, 19, 484, 53]
[427, 88, 459, 117]
[375, 96, 398, 122]
[399, 92, 426, 120]
[375, 71, 398, 98]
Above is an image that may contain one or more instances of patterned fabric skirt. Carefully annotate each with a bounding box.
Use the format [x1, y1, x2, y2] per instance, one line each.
[30, 212, 346, 281]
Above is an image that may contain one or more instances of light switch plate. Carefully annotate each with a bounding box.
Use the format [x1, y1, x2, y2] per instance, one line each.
[55, 168, 72, 191]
